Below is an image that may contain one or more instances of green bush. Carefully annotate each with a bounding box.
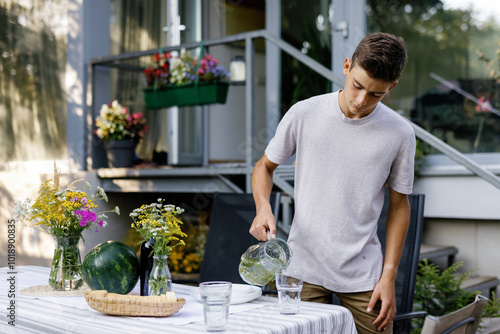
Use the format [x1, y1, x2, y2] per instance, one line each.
[484, 292, 500, 319]
[412, 260, 500, 332]
[414, 260, 477, 316]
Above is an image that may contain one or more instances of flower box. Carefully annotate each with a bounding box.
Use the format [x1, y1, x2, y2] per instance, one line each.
[143, 81, 229, 109]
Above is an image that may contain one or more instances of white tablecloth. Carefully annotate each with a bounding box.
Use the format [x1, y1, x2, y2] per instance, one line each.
[0, 266, 357, 334]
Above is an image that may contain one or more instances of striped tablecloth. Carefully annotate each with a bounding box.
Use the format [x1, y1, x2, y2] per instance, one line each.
[1, 266, 357, 333]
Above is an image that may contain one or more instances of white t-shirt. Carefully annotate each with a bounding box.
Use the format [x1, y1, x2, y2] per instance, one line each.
[265, 91, 415, 292]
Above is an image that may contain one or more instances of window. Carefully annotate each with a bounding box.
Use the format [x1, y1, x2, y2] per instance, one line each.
[367, 1, 500, 156]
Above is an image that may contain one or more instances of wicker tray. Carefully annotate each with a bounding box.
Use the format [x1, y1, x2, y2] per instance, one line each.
[85, 290, 186, 317]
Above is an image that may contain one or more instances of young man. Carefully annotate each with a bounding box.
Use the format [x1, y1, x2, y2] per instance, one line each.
[250, 32, 415, 334]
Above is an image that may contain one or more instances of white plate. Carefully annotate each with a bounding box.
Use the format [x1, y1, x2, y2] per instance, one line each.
[190, 284, 262, 305]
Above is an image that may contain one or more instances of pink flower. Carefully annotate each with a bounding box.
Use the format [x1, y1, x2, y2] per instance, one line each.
[75, 210, 98, 227]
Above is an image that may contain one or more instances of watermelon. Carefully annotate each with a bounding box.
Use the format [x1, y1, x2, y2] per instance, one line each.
[82, 240, 140, 295]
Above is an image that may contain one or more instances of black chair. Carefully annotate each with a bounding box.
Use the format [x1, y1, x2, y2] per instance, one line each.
[139, 192, 280, 294]
[376, 190, 426, 334]
[198, 192, 281, 284]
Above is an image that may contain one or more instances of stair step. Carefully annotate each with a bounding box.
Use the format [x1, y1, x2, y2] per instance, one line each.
[419, 244, 499, 298]
[477, 317, 500, 334]
[461, 275, 500, 297]
[419, 243, 458, 267]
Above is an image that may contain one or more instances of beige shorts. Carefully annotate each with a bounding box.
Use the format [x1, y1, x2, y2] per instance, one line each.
[301, 281, 393, 334]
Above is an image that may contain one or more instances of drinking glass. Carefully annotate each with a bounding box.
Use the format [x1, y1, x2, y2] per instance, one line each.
[275, 273, 303, 314]
[200, 281, 232, 331]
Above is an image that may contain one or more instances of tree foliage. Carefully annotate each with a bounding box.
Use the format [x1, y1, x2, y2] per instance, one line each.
[366, 0, 483, 104]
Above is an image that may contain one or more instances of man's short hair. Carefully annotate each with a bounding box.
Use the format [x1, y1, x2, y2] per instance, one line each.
[351, 32, 407, 83]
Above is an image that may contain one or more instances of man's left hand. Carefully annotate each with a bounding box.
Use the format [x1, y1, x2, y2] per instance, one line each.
[367, 275, 397, 331]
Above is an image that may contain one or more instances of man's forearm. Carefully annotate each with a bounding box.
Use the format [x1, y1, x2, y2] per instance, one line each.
[251, 155, 277, 214]
[250, 155, 279, 240]
[383, 188, 411, 279]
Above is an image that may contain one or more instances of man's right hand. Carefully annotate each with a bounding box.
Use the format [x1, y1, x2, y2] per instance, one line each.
[249, 209, 276, 241]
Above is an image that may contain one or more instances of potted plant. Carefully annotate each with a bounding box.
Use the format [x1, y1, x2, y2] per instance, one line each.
[142, 50, 230, 109]
[94, 100, 148, 168]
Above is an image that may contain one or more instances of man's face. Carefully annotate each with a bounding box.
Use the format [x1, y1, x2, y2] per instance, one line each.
[340, 58, 397, 119]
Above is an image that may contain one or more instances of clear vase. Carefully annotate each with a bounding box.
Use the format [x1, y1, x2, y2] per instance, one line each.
[49, 235, 83, 291]
[148, 254, 172, 296]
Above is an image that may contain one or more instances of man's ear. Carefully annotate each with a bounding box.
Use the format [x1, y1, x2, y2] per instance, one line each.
[342, 58, 351, 75]
[387, 81, 398, 92]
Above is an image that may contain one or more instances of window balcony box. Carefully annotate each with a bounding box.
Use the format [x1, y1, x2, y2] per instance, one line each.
[143, 81, 229, 109]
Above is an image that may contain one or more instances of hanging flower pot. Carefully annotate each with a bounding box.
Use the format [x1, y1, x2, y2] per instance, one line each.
[143, 81, 229, 109]
[142, 49, 230, 109]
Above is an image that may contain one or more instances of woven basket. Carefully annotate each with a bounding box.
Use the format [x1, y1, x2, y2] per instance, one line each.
[85, 290, 186, 317]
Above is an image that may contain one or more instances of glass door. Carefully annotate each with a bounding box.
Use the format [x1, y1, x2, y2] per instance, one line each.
[166, 0, 205, 165]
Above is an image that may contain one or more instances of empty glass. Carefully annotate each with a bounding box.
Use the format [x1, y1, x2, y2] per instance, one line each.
[200, 281, 232, 332]
[275, 273, 303, 314]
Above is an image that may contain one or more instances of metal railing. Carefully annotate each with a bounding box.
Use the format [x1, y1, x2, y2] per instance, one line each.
[87, 29, 500, 191]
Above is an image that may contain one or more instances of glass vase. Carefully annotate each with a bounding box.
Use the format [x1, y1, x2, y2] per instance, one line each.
[148, 254, 172, 296]
[49, 234, 83, 291]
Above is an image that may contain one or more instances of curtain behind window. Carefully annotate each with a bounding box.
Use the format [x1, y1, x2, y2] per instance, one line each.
[110, 0, 166, 162]
[0, 0, 68, 162]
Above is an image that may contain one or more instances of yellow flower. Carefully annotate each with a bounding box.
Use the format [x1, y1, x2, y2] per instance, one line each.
[11, 166, 119, 237]
[129, 199, 187, 257]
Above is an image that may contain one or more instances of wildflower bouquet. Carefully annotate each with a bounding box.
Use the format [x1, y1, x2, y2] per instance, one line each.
[95, 100, 148, 141]
[129, 199, 187, 256]
[12, 164, 120, 291]
[12, 164, 120, 237]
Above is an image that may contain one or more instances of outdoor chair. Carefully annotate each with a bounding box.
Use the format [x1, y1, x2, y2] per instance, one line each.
[376, 190, 426, 334]
[421, 294, 488, 334]
[198, 192, 281, 285]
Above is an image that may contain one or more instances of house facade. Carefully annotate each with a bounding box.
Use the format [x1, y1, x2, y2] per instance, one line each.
[2, 0, 500, 281]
